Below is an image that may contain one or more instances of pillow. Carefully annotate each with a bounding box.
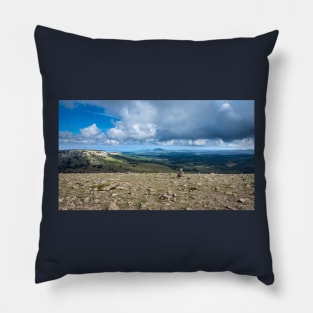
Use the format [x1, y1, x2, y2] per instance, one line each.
[34, 25, 278, 285]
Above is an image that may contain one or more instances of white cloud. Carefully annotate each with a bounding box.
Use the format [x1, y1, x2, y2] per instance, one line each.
[103, 139, 119, 145]
[193, 139, 208, 146]
[108, 121, 156, 141]
[220, 102, 231, 111]
[80, 124, 101, 137]
[106, 101, 157, 141]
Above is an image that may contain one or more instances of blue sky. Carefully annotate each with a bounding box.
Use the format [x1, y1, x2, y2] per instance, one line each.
[59, 100, 254, 151]
[59, 101, 120, 134]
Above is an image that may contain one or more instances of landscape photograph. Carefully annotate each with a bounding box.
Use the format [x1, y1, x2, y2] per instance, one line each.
[59, 100, 255, 211]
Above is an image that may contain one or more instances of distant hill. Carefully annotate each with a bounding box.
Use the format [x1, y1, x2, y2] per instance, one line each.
[59, 149, 254, 174]
[58, 150, 174, 173]
[153, 148, 166, 151]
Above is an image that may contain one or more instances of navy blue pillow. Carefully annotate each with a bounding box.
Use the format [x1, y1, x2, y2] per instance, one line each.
[35, 25, 278, 284]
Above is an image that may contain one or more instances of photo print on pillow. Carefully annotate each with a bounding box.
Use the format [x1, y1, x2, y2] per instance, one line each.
[58, 100, 255, 211]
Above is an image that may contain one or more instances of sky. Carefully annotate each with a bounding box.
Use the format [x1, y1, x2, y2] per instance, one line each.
[59, 100, 254, 151]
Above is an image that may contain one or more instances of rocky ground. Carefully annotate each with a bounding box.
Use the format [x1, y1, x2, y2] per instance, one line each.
[59, 173, 254, 211]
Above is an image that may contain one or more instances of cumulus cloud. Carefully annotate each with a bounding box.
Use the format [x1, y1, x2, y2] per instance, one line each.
[59, 100, 254, 149]
[102, 100, 254, 143]
[80, 123, 101, 137]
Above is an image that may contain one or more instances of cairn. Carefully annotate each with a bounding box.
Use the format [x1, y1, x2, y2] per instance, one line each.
[177, 168, 184, 178]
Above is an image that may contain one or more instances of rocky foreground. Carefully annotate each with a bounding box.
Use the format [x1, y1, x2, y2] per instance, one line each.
[59, 173, 254, 211]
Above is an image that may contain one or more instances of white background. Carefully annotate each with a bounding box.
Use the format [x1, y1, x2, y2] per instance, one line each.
[1, 0, 312, 312]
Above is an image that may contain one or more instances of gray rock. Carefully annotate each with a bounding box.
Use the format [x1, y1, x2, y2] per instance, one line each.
[108, 202, 119, 210]
[159, 194, 170, 200]
[140, 203, 146, 209]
